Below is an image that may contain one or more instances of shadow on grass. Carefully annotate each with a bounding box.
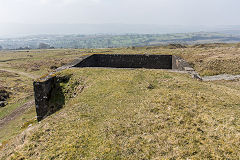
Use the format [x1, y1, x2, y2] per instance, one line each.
[48, 75, 71, 117]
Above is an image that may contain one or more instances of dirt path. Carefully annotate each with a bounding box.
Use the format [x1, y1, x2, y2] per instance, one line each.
[0, 100, 35, 129]
[170, 70, 240, 81]
[0, 66, 37, 129]
[0, 68, 37, 79]
[202, 74, 240, 81]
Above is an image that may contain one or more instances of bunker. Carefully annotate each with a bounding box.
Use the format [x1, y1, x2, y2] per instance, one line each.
[34, 54, 199, 121]
[74, 54, 176, 69]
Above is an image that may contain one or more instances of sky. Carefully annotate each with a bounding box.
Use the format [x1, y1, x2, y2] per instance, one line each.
[0, 0, 240, 25]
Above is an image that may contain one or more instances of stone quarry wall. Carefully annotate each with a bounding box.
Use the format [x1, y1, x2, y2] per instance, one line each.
[34, 54, 196, 121]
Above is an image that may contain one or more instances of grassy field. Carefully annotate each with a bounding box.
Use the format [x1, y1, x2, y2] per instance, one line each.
[0, 70, 36, 144]
[0, 43, 240, 159]
[1, 68, 240, 159]
[0, 71, 33, 119]
[0, 43, 240, 76]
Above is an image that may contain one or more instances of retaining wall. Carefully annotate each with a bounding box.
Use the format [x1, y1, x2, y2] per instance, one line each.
[33, 76, 56, 121]
[74, 54, 174, 69]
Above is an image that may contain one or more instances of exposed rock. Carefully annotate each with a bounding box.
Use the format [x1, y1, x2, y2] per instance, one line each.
[184, 67, 195, 71]
[0, 88, 10, 101]
[191, 73, 203, 81]
[147, 84, 155, 90]
[0, 88, 10, 107]
[50, 65, 58, 70]
[0, 101, 7, 107]
[33, 77, 56, 121]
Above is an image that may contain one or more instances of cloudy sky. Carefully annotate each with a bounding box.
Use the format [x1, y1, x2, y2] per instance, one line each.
[0, 0, 239, 25]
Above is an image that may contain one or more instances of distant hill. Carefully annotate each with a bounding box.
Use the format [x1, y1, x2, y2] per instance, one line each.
[1, 32, 240, 49]
[1, 24, 240, 36]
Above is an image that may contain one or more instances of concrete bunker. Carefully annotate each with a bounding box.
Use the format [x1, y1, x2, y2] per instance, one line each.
[73, 54, 182, 70]
[34, 54, 199, 121]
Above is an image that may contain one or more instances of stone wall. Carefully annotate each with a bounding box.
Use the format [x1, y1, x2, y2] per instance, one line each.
[73, 54, 173, 69]
[33, 76, 56, 121]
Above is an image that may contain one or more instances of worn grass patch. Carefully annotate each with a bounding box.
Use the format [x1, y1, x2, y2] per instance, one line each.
[0, 70, 33, 119]
[0, 70, 33, 98]
[0, 105, 36, 143]
[1, 68, 239, 159]
[0, 70, 35, 144]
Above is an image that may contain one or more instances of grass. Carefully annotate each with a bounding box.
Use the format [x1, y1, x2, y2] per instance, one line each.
[1, 68, 239, 159]
[213, 79, 240, 91]
[0, 69, 35, 144]
[1, 43, 240, 76]
[0, 97, 31, 120]
[0, 70, 33, 119]
[0, 49, 89, 75]
[0, 104, 36, 144]
[0, 43, 240, 159]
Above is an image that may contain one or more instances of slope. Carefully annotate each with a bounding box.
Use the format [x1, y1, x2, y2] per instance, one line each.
[1, 68, 239, 159]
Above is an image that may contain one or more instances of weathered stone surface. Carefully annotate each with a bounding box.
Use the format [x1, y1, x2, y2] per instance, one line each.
[33, 76, 56, 121]
[0, 88, 9, 107]
[172, 55, 192, 70]
[0, 101, 7, 107]
[0, 89, 9, 101]
[33, 75, 67, 121]
[191, 72, 203, 81]
[184, 67, 195, 71]
[74, 54, 174, 69]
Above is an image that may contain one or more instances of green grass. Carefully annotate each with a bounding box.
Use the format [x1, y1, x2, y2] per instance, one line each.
[0, 68, 35, 144]
[0, 106, 37, 145]
[0, 97, 31, 120]
[0, 44, 240, 159]
[0, 71, 33, 119]
[1, 43, 240, 76]
[1, 68, 239, 159]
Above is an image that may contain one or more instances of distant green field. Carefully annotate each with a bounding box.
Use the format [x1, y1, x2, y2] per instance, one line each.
[1, 32, 240, 49]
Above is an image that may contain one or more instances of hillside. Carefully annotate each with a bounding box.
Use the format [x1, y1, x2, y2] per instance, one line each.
[0, 43, 240, 159]
[1, 68, 240, 159]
